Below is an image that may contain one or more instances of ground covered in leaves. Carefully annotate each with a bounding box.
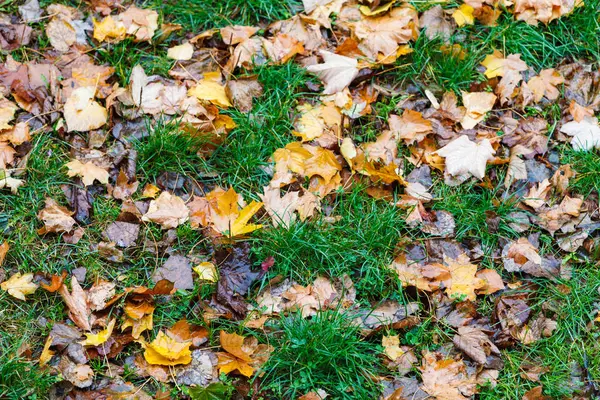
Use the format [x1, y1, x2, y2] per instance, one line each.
[1, 0, 600, 399]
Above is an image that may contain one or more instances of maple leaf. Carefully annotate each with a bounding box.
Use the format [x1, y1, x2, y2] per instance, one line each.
[63, 87, 108, 132]
[352, 7, 417, 60]
[420, 351, 477, 400]
[220, 25, 259, 45]
[444, 254, 485, 301]
[480, 50, 527, 79]
[460, 91, 496, 129]
[293, 103, 341, 142]
[209, 187, 263, 237]
[0, 97, 18, 130]
[388, 109, 432, 144]
[0, 169, 24, 193]
[304, 147, 342, 183]
[421, 5, 455, 40]
[527, 68, 564, 103]
[37, 198, 77, 234]
[46, 17, 76, 52]
[559, 116, 600, 151]
[382, 334, 405, 360]
[1, 272, 38, 300]
[435, 135, 495, 179]
[452, 326, 500, 364]
[188, 72, 232, 108]
[65, 159, 109, 186]
[143, 330, 192, 366]
[217, 331, 268, 377]
[142, 191, 190, 229]
[80, 319, 115, 346]
[452, 4, 475, 26]
[167, 42, 194, 60]
[306, 50, 359, 94]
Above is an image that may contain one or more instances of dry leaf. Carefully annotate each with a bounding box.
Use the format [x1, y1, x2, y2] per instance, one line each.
[64, 87, 108, 132]
[560, 116, 600, 151]
[1, 272, 38, 300]
[480, 51, 527, 79]
[420, 351, 477, 400]
[167, 42, 194, 60]
[188, 72, 232, 108]
[80, 319, 116, 346]
[445, 254, 485, 301]
[194, 262, 218, 282]
[59, 276, 92, 331]
[37, 198, 77, 234]
[389, 109, 432, 144]
[46, 17, 76, 52]
[528, 69, 564, 103]
[461, 91, 496, 129]
[143, 330, 192, 366]
[452, 4, 475, 26]
[306, 51, 359, 94]
[436, 135, 495, 179]
[65, 159, 109, 186]
[453, 326, 500, 364]
[142, 191, 190, 229]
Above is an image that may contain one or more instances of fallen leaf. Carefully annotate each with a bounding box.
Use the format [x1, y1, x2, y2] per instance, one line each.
[306, 50, 359, 94]
[388, 109, 432, 144]
[382, 335, 405, 360]
[64, 87, 108, 132]
[37, 198, 77, 234]
[142, 191, 190, 229]
[65, 159, 109, 186]
[152, 254, 194, 290]
[39, 335, 55, 366]
[225, 79, 263, 113]
[193, 262, 218, 282]
[453, 326, 500, 364]
[528, 69, 564, 103]
[1, 272, 38, 300]
[81, 319, 116, 346]
[143, 330, 192, 366]
[420, 351, 477, 400]
[207, 187, 263, 237]
[46, 17, 76, 52]
[59, 276, 92, 331]
[452, 4, 475, 26]
[560, 116, 600, 151]
[436, 135, 495, 179]
[445, 254, 485, 301]
[188, 72, 232, 108]
[460, 91, 496, 129]
[481, 51, 527, 79]
[0, 241, 8, 267]
[167, 42, 194, 60]
[421, 5, 455, 40]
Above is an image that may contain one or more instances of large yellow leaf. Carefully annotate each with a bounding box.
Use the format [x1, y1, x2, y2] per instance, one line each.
[444, 254, 485, 301]
[1, 272, 38, 300]
[208, 187, 263, 237]
[143, 330, 192, 366]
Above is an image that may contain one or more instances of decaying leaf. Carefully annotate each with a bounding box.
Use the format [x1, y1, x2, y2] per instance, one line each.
[142, 191, 189, 229]
[306, 51, 359, 94]
[1, 272, 38, 300]
[436, 135, 495, 179]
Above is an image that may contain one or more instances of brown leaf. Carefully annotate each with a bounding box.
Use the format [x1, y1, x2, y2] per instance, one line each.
[59, 276, 92, 331]
[420, 351, 477, 400]
[225, 79, 263, 113]
[37, 198, 77, 234]
[522, 386, 550, 400]
[142, 191, 190, 229]
[103, 221, 140, 248]
[452, 326, 500, 364]
[0, 241, 8, 267]
[152, 254, 194, 290]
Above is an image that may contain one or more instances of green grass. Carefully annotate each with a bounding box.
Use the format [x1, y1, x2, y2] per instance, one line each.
[253, 188, 407, 296]
[208, 63, 314, 197]
[145, 0, 302, 31]
[393, 34, 487, 93]
[259, 310, 382, 399]
[94, 39, 174, 86]
[562, 148, 600, 196]
[432, 179, 522, 258]
[134, 119, 213, 181]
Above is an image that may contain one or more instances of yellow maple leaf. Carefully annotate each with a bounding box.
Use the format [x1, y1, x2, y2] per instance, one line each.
[382, 335, 405, 360]
[444, 254, 485, 301]
[188, 72, 232, 108]
[217, 331, 255, 377]
[81, 319, 116, 346]
[65, 159, 110, 186]
[209, 187, 263, 237]
[480, 50, 528, 79]
[143, 330, 192, 366]
[452, 4, 474, 26]
[93, 16, 127, 42]
[122, 313, 153, 339]
[1, 272, 38, 300]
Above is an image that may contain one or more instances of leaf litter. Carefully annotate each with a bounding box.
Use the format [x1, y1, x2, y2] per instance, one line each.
[0, 0, 599, 398]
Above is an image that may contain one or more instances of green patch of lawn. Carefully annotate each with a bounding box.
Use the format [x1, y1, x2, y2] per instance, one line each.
[259, 310, 382, 399]
[432, 179, 522, 258]
[94, 39, 174, 86]
[209, 63, 315, 197]
[562, 148, 600, 196]
[253, 188, 407, 296]
[145, 0, 302, 32]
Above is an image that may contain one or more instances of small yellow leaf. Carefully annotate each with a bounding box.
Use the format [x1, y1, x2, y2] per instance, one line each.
[93, 16, 127, 43]
[231, 201, 263, 237]
[81, 319, 116, 346]
[193, 262, 218, 282]
[359, 1, 394, 16]
[1, 272, 38, 300]
[167, 42, 194, 60]
[39, 335, 55, 366]
[382, 335, 405, 360]
[122, 313, 153, 339]
[452, 4, 474, 26]
[188, 73, 232, 108]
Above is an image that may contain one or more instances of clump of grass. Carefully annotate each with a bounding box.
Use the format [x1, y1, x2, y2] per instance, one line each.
[432, 180, 521, 254]
[259, 311, 382, 399]
[393, 34, 487, 93]
[94, 39, 174, 86]
[145, 0, 302, 31]
[209, 63, 314, 196]
[562, 148, 600, 196]
[134, 119, 213, 180]
[253, 188, 406, 296]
